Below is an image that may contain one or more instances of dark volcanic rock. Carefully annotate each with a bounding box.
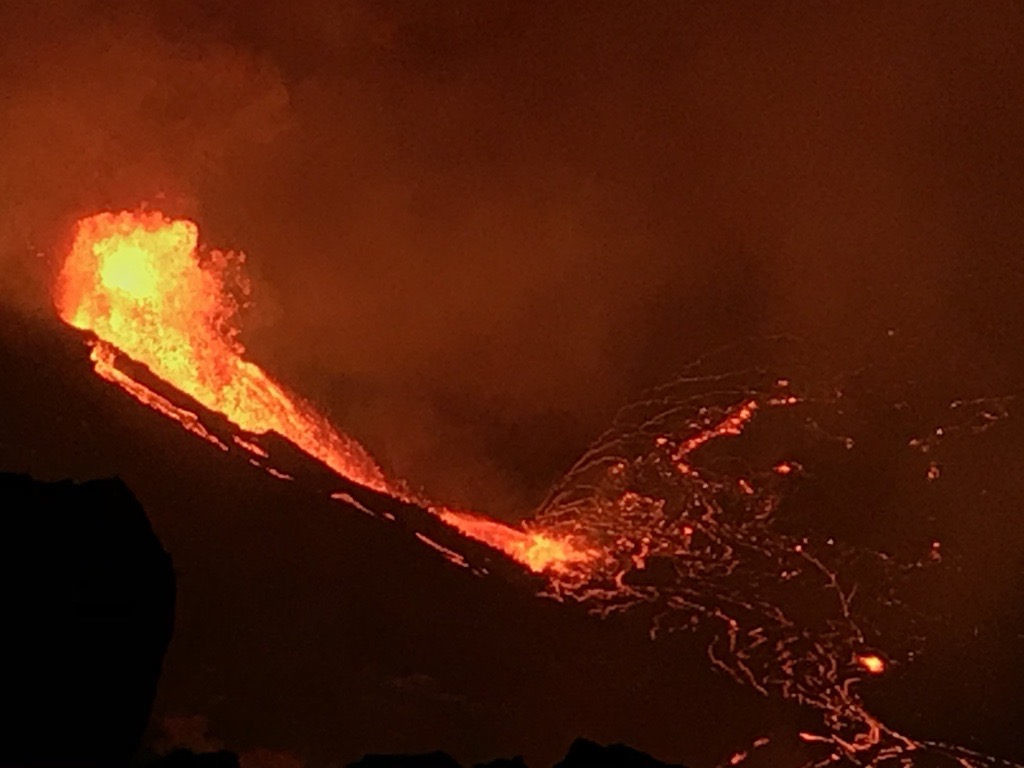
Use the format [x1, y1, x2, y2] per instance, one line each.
[0, 472, 175, 768]
[149, 749, 240, 768]
[148, 749, 240, 768]
[347, 752, 462, 768]
[553, 738, 688, 768]
[342, 740, 687, 768]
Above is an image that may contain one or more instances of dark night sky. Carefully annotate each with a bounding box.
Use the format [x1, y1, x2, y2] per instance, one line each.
[2, 2, 1024, 766]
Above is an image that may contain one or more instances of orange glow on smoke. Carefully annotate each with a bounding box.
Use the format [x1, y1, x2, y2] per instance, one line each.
[55, 211, 589, 575]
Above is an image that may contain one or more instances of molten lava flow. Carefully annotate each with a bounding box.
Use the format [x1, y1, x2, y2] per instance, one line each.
[435, 508, 594, 574]
[88, 341, 229, 453]
[56, 210, 588, 576]
[674, 399, 758, 459]
[57, 211, 393, 495]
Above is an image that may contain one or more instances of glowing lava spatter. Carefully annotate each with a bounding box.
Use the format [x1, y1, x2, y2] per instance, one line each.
[529, 372, 1019, 767]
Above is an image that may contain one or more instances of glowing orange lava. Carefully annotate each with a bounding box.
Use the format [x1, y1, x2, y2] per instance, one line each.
[673, 399, 758, 460]
[669, 399, 759, 475]
[56, 210, 588, 575]
[856, 654, 886, 675]
[88, 341, 229, 453]
[57, 211, 393, 495]
[436, 508, 594, 574]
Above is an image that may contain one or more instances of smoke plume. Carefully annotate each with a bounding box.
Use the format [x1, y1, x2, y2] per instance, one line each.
[4, 1, 1024, 513]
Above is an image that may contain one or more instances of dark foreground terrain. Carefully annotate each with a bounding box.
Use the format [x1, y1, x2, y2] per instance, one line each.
[0, 472, 174, 767]
[153, 738, 689, 768]
[0, 470, 688, 768]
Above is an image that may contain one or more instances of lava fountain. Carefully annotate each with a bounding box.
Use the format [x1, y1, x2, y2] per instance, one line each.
[56, 211, 391, 493]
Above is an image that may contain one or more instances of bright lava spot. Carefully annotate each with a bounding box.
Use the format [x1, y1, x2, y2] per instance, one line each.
[435, 508, 594, 574]
[97, 243, 160, 298]
[857, 654, 886, 675]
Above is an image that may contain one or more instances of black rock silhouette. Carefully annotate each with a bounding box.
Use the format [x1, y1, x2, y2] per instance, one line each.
[0, 472, 175, 767]
[554, 738, 687, 768]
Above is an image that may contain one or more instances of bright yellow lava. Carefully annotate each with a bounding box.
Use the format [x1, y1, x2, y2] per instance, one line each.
[857, 654, 886, 675]
[97, 242, 160, 299]
[57, 211, 392, 495]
